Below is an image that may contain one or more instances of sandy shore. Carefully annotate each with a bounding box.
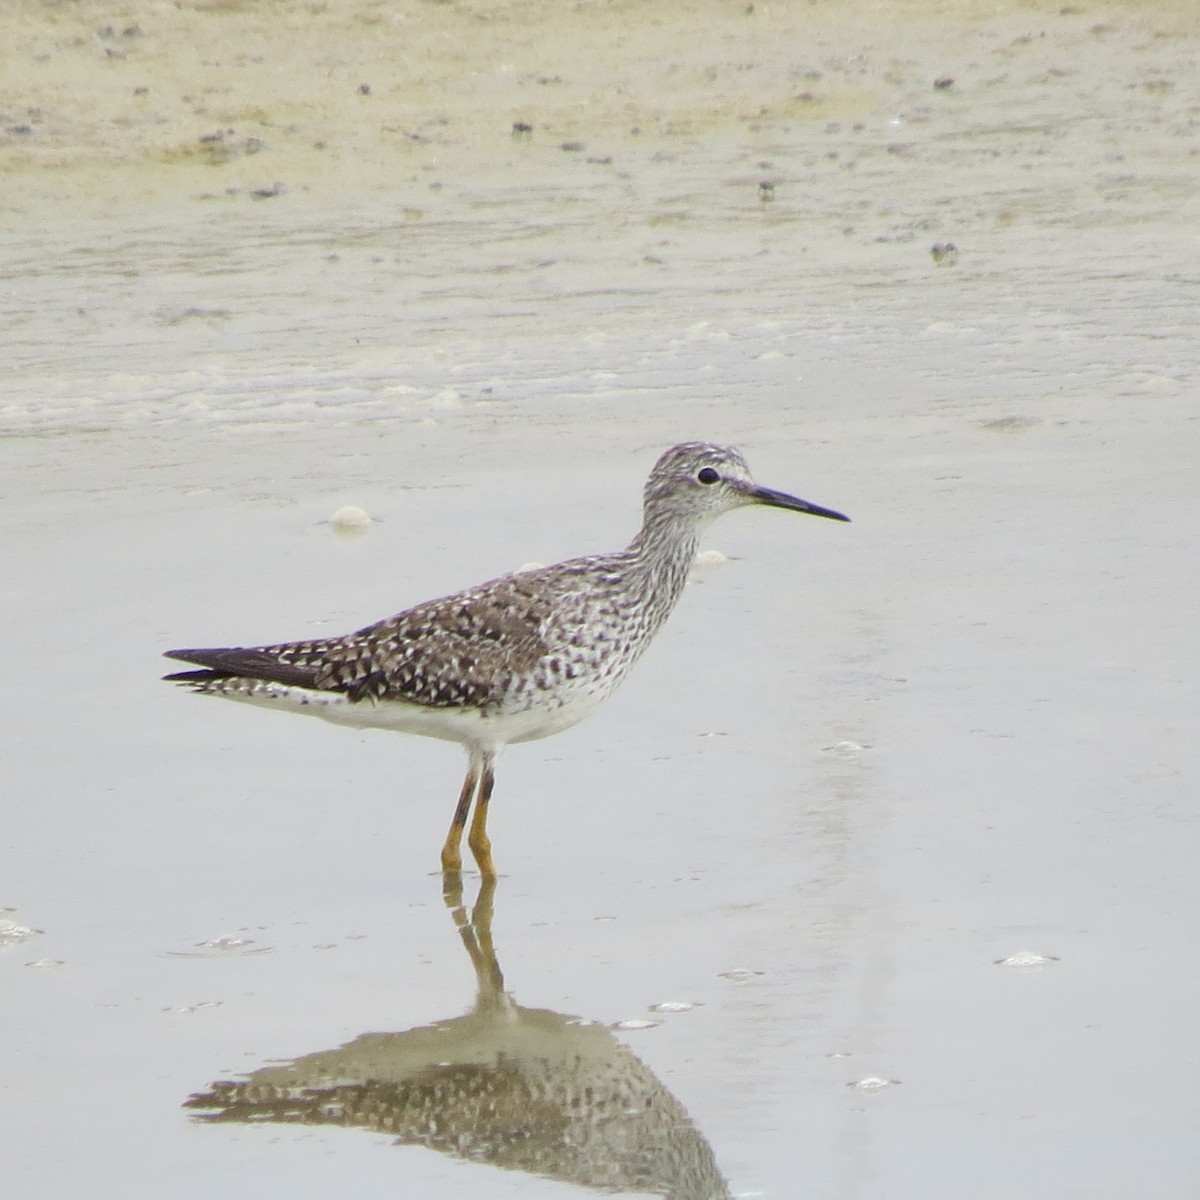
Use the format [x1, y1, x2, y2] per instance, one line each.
[4, 0, 1197, 216]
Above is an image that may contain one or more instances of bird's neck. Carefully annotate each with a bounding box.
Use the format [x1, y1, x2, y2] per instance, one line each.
[626, 510, 701, 616]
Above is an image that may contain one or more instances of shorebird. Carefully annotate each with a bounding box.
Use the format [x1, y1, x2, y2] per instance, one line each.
[163, 442, 849, 877]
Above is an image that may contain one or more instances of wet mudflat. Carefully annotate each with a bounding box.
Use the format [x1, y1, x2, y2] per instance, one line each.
[2, 1, 1199, 1197]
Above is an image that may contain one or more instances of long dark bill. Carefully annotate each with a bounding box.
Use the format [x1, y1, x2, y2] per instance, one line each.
[750, 485, 851, 523]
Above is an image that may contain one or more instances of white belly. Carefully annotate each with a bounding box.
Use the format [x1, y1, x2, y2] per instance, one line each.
[204, 679, 608, 752]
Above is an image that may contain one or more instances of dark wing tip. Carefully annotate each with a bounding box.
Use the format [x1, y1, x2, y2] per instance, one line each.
[164, 647, 215, 665]
[162, 648, 241, 686]
[161, 645, 323, 690]
[163, 668, 222, 684]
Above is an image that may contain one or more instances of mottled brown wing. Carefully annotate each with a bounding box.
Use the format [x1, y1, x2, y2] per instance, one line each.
[308, 575, 554, 709]
[165, 572, 562, 708]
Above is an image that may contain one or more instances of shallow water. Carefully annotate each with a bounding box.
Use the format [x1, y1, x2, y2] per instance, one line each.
[3, 1, 1199, 1196]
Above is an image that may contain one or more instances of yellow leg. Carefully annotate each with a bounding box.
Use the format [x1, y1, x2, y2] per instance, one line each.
[441, 761, 479, 875]
[467, 753, 497, 879]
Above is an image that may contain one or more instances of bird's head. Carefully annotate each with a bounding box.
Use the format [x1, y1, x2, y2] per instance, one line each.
[644, 442, 850, 526]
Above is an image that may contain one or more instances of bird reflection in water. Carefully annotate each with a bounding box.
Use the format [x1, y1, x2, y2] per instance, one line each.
[184, 877, 731, 1200]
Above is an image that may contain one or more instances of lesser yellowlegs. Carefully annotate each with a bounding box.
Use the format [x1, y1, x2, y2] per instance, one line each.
[163, 442, 849, 876]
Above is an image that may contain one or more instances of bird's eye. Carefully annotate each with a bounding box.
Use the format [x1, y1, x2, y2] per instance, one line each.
[697, 467, 720, 485]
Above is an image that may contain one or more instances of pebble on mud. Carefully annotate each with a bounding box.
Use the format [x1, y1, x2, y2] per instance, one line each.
[994, 950, 1060, 967]
[329, 505, 374, 536]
